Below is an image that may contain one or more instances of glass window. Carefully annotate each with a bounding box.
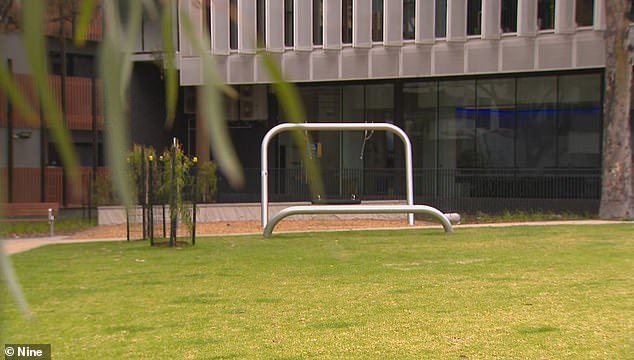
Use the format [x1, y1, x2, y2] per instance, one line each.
[476, 79, 515, 168]
[257, 0, 266, 47]
[467, 0, 482, 35]
[403, 0, 415, 40]
[284, 0, 293, 47]
[557, 73, 601, 168]
[438, 80, 476, 168]
[501, 0, 517, 33]
[342, 0, 353, 43]
[364, 84, 395, 196]
[230, 0, 238, 49]
[435, 0, 447, 38]
[313, 0, 323, 45]
[372, 0, 383, 42]
[203, 0, 211, 48]
[403, 82, 438, 170]
[516, 76, 557, 168]
[538, 0, 555, 30]
[576, 0, 594, 27]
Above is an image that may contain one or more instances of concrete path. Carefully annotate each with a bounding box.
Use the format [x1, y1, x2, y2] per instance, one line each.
[1, 220, 629, 255]
[1, 235, 129, 255]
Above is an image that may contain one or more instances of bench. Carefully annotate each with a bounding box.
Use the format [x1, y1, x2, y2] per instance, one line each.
[1, 202, 59, 223]
[263, 204, 460, 237]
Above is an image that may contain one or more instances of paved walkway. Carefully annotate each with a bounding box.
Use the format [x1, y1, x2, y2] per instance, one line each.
[1, 220, 628, 255]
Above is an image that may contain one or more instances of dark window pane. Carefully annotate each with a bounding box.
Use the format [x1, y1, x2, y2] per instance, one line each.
[403, 0, 415, 40]
[438, 80, 476, 168]
[342, 0, 353, 43]
[313, 0, 323, 45]
[557, 74, 602, 168]
[501, 0, 517, 33]
[203, 0, 211, 48]
[403, 82, 438, 171]
[467, 0, 482, 35]
[257, 0, 266, 47]
[576, 0, 594, 26]
[435, 0, 447, 37]
[230, 0, 238, 49]
[284, 0, 293, 46]
[476, 79, 515, 167]
[517, 76, 557, 167]
[372, 0, 383, 42]
[538, 0, 555, 30]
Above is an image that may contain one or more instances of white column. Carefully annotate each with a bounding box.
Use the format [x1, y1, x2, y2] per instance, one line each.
[294, 0, 312, 50]
[353, 0, 372, 47]
[238, 0, 256, 53]
[415, 0, 435, 44]
[593, 0, 606, 31]
[210, 0, 230, 55]
[517, 0, 537, 37]
[266, 0, 285, 52]
[555, 0, 575, 34]
[384, 0, 402, 46]
[323, 0, 342, 49]
[447, 0, 466, 42]
[481, 0, 500, 40]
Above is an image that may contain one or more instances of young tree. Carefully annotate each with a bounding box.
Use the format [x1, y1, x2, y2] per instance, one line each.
[600, 1, 634, 219]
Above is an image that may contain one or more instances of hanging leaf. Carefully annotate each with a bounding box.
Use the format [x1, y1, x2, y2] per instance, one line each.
[180, 14, 244, 188]
[98, 0, 137, 207]
[22, 0, 78, 183]
[73, 0, 97, 47]
[260, 53, 325, 198]
[0, 60, 37, 124]
[161, 0, 178, 127]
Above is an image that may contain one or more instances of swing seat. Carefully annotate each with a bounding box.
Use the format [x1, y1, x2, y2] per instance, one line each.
[311, 194, 362, 205]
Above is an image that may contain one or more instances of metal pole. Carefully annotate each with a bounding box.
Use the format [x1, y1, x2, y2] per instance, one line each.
[40, 99, 46, 202]
[261, 123, 416, 228]
[148, 154, 154, 246]
[141, 147, 146, 240]
[169, 140, 177, 247]
[126, 207, 130, 242]
[6, 59, 13, 203]
[192, 157, 198, 246]
[90, 74, 98, 223]
[160, 155, 166, 238]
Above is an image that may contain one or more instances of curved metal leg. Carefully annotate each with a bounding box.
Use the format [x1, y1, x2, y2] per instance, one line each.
[263, 205, 458, 237]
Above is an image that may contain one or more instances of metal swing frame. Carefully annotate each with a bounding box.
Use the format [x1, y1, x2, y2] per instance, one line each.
[260, 122, 457, 236]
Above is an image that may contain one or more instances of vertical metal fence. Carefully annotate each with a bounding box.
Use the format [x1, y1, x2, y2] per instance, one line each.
[216, 167, 601, 213]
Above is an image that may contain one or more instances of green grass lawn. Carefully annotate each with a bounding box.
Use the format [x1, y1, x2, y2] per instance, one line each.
[0, 218, 93, 238]
[2, 224, 633, 359]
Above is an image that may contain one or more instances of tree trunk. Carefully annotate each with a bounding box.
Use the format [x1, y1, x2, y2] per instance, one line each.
[600, 1, 634, 219]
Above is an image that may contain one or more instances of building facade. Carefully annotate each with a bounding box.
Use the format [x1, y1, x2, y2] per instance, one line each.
[0, 4, 104, 207]
[142, 0, 619, 213]
[3, 1, 624, 212]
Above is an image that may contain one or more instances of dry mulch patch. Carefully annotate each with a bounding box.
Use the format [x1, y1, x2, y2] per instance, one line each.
[69, 219, 436, 240]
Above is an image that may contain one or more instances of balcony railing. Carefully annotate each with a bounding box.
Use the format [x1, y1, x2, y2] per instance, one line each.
[44, 6, 103, 42]
[0, 167, 108, 208]
[0, 74, 103, 130]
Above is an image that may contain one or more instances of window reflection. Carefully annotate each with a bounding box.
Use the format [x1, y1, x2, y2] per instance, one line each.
[576, 0, 594, 27]
[501, 0, 518, 33]
[403, 0, 415, 40]
[467, 0, 482, 35]
[538, 0, 555, 30]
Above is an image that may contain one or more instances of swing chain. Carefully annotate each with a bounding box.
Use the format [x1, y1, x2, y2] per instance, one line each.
[359, 126, 374, 160]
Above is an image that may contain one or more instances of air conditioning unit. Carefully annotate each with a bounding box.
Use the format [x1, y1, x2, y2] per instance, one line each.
[239, 84, 268, 121]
